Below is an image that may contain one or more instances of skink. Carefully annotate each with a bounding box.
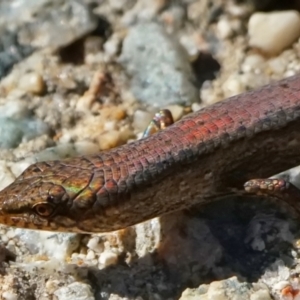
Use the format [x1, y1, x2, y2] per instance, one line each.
[0, 75, 300, 233]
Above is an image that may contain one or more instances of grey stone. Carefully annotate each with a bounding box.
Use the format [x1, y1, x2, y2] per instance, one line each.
[0, 117, 49, 149]
[120, 22, 199, 106]
[0, 0, 98, 79]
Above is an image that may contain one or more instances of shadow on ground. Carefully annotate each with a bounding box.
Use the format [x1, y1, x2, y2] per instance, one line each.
[88, 196, 300, 299]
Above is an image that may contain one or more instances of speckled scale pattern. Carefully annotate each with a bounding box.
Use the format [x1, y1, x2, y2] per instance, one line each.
[11, 76, 300, 204]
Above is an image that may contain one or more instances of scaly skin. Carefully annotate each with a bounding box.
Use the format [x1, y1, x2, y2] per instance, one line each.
[0, 75, 300, 233]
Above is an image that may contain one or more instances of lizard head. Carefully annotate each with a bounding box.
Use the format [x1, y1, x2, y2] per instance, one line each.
[0, 161, 96, 233]
[0, 155, 158, 234]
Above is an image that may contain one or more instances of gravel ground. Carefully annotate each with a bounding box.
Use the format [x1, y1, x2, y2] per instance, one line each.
[1, 0, 300, 299]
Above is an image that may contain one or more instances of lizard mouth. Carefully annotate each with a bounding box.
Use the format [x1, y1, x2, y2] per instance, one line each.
[0, 208, 82, 233]
[0, 208, 16, 227]
[0, 210, 48, 231]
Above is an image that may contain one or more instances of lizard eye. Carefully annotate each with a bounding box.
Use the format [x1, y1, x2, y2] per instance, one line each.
[32, 203, 55, 218]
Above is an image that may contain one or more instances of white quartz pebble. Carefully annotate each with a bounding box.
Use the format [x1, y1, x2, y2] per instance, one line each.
[248, 11, 300, 55]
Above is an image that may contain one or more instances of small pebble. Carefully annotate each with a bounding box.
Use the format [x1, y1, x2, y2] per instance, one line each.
[54, 282, 94, 300]
[250, 290, 272, 300]
[6, 230, 16, 240]
[248, 11, 300, 55]
[18, 72, 45, 95]
[273, 281, 290, 291]
[2, 291, 18, 300]
[98, 130, 120, 150]
[267, 57, 286, 74]
[1, 235, 9, 243]
[133, 110, 153, 131]
[101, 106, 126, 121]
[241, 54, 266, 73]
[284, 69, 297, 77]
[103, 34, 121, 58]
[200, 87, 218, 106]
[222, 75, 245, 97]
[7, 240, 15, 248]
[191, 103, 203, 112]
[76, 94, 94, 112]
[45, 279, 60, 294]
[179, 35, 199, 59]
[216, 17, 233, 39]
[84, 36, 103, 55]
[98, 251, 118, 267]
[103, 120, 117, 132]
[86, 250, 95, 260]
[164, 105, 184, 122]
[119, 126, 134, 142]
[76, 253, 87, 260]
[87, 236, 104, 253]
